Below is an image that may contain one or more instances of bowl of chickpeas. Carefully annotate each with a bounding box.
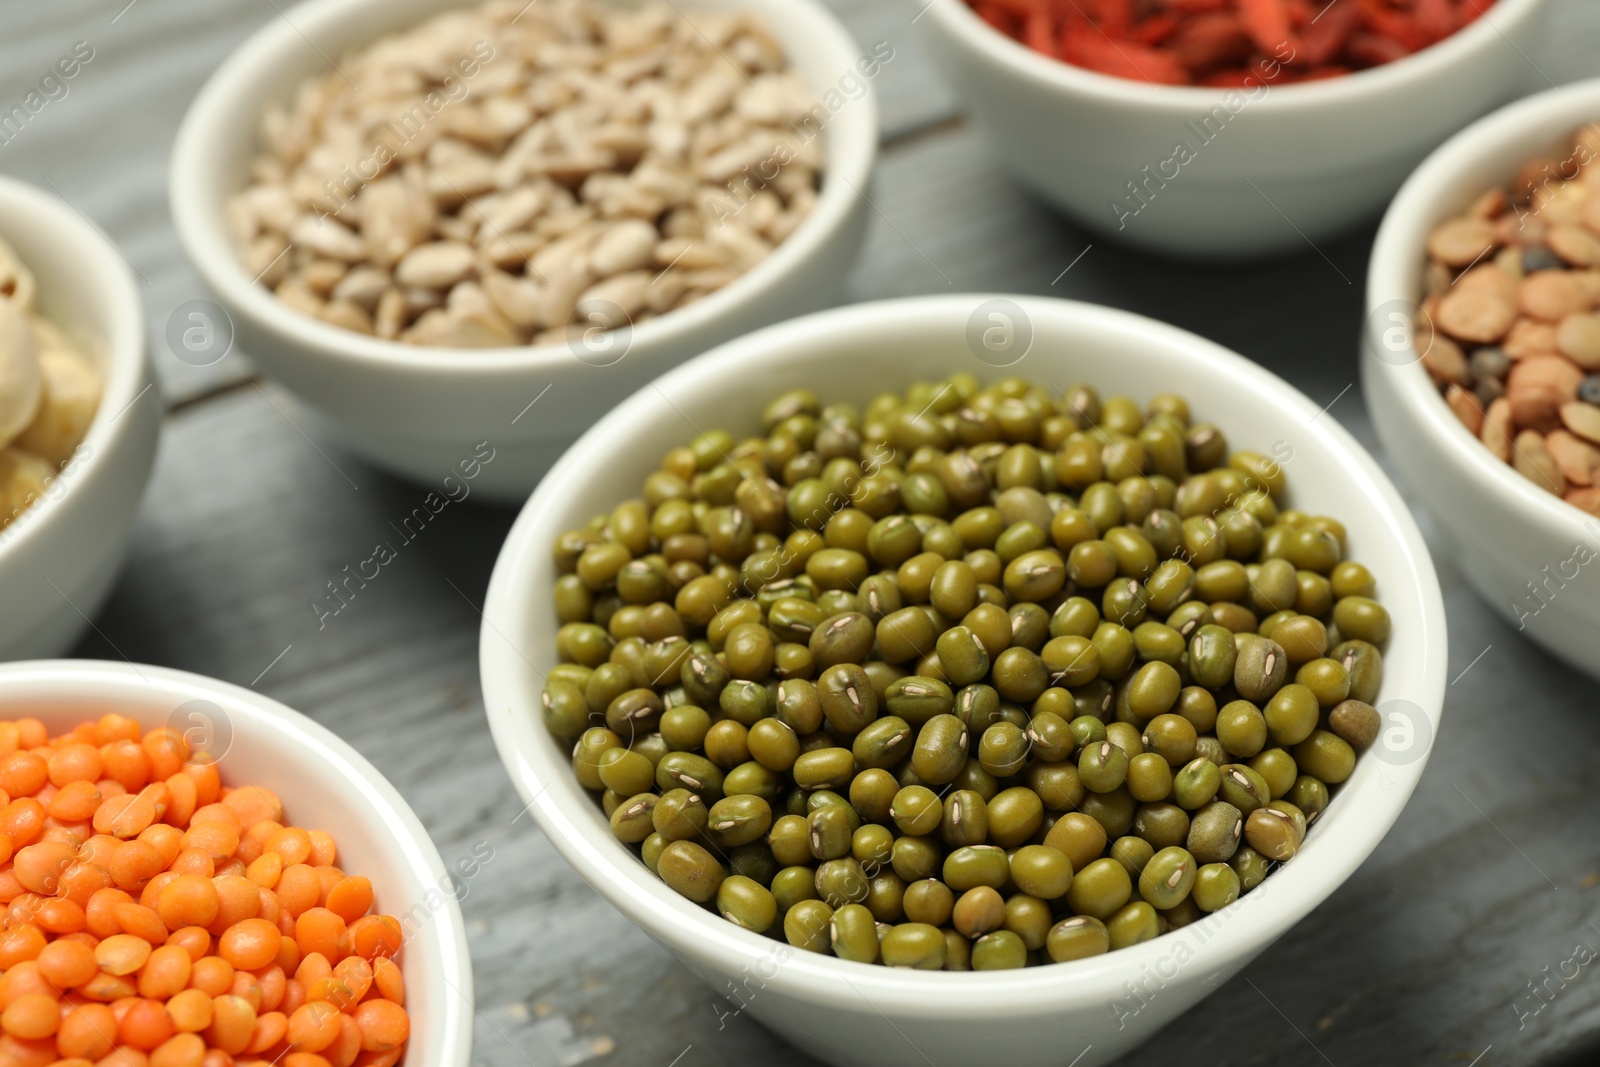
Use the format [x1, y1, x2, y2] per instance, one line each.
[482, 295, 1446, 1067]
[0, 659, 472, 1066]
[0, 176, 159, 659]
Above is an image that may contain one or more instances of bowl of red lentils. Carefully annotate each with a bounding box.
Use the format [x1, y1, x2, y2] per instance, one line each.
[912, 0, 1549, 257]
[1366, 77, 1600, 680]
[0, 659, 472, 1066]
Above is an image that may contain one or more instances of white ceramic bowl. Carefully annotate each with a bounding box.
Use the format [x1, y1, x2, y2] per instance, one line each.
[170, 0, 876, 503]
[0, 177, 158, 659]
[1366, 77, 1600, 679]
[0, 660, 473, 1063]
[482, 294, 1448, 1067]
[914, 0, 1548, 257]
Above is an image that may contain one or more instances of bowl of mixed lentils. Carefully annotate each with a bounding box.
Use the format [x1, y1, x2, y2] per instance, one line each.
[1366, 76, 1600, 680]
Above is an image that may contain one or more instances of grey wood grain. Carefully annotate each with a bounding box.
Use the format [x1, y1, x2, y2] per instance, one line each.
[9, 0, 1600, 1064]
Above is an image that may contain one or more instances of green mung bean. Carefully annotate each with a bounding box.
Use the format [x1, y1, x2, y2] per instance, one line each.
[544, 374, 1391, 969]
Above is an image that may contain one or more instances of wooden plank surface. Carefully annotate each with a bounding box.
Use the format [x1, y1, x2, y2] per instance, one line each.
[5, 0, 1600, 1064]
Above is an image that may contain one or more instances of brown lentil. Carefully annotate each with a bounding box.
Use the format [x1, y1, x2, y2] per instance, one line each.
[1421, 124, 1600, 516]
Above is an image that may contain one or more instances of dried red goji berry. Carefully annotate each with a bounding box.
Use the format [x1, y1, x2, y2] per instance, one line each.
[1237, 0, 1302, 55]
[1063, 34, 1191, 83]
[1357, 0, 1429, 52]
[1166, 0, 1232, 13]
[1284, 0, 1315, 24]
[1024, 9, 1057, 54]
[1131, 13, 1182, 45]
[1170, 12, 1252, 70]
[1297, 0, 1362, 67]
[1057, 3, 1093, 58]
[1095, 0, 1135, 38]
[1414, 0, 1457, 42]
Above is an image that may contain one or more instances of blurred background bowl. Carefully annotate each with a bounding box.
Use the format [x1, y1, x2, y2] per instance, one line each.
[913, 0, 1549, 258]
[0, 176, 158, 660]
[483, 294, 1447, 1067]
[170, 0, 876, 503]
[0, 659, 474, 1064]
[1366, 76, 1600, 679]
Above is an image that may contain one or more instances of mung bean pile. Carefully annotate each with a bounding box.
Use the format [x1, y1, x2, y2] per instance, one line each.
[542, 375, 1389, 970]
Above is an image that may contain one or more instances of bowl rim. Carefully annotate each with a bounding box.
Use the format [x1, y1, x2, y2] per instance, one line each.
[0, 174, 150, 565]
[168, 0, 879, 376]
[481, 293, 1448, 1013]
[0, 658, 475, 1062]
[918, 0, 1548, 111]
[1366, 76, 1600, 542]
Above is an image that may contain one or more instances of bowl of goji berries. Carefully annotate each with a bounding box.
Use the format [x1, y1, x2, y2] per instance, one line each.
[913, 0, 1550, 257]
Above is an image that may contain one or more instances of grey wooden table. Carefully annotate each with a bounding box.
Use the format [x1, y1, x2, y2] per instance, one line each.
[5, 1, 1600, 1064]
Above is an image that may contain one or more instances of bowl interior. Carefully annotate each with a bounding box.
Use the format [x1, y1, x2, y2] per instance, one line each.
[0, 660, 471, 1064]
[484, 295, 1448, 1011]
[173, 0, 877, 371]
[1368, 77, 1600, 532]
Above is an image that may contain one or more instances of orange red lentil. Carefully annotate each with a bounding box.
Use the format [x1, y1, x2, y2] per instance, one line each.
[0, 714, 410, 1067]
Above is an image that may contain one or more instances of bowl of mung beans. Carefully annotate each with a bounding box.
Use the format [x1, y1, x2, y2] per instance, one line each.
[1366, 77, 1600, 680]
[0, 659, 475, 1066]
[170, 0, 877, 501]
[483, 294, 1447, 1067]
[911, 0, 1549, 257]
